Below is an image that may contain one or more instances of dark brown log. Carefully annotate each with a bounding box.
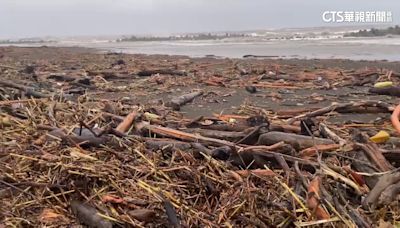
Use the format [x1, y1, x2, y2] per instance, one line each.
[369, 86, 400, 97]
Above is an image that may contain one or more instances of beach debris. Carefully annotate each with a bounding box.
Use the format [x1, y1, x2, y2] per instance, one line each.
[370, 130, 390, 144]
[3, 47, 400, 227]
[374, 81, 393, 88]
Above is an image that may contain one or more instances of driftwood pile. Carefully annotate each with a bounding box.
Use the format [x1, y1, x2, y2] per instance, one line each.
[1, 47, 400, 227]
[2, 95, 400, 227]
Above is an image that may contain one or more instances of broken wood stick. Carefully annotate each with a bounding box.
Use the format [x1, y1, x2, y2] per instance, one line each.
[257, 131, 334, 150]
[137, 122, 237, 147]
[115, 110, 138, 133]
[166, 91, 203, 111]
[307, 176, 330, 220]
[319, 123, 346, 146]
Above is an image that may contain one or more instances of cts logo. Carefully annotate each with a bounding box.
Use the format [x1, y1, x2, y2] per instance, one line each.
[322, 11, 344, 22]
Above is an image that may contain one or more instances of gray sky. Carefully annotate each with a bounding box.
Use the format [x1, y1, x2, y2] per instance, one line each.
[1, 0, 399, 39]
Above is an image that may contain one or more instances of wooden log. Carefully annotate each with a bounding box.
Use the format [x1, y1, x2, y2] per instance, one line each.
[145, 138, 192, 151]
[183, 128, 245, 141]
[137, 69, 187, 77]
[137, 122, 236, 147]
[257, 131, 334, 150]
[48, 128, 108, 147]
[166, 91, 203, 110]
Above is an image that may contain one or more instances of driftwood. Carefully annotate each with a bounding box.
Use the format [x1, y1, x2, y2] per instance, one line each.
[319, 123, 346, 146]
[71, 201, 112, 228]
[183, 128, 245, 141]
[352, 73, 378, 86]
[0, 80, 51, 98]
[352, 151, 380, 189]
[145, 138, 192, 151]
[137, 122, 236, 147]
[48, 128, 108, 147]
[235, 124, 269, 145]
[287, 101, 393, 124]
[363, 172, 400, 208]
[200, 123, 300, 134]
[115, 111, 138, 133]
[355, 143, 393, 172]
[229, 148, 318, 170]
[257, 131, 334, 150]
[369, 86, 400, 97]
[166, 91, 203, 110]
[137, 69, 186, 77]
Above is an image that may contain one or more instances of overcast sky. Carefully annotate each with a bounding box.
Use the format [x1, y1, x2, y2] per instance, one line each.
[1, 0, 399, 39]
